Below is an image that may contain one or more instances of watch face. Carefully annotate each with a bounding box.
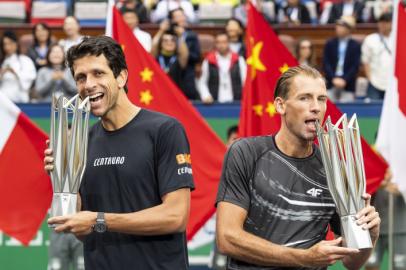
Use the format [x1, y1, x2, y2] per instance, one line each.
[94, 222, 107, 233]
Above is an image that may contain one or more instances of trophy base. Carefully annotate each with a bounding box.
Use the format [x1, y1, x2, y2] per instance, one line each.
[49, 193, 78, 221]
[341, 215, 373, 249]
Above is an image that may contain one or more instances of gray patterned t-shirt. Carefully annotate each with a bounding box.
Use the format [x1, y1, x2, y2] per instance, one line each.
[216, 135, 341, 270]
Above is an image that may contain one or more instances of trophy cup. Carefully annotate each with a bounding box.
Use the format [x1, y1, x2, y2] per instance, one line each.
[316, 114, 372, 249]
[49, 94, 90, 219]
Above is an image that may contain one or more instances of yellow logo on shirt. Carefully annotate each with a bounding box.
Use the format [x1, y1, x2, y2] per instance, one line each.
[176, 154, 191, 165]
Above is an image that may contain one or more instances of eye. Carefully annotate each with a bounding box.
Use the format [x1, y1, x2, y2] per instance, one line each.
[75, 75, 85, 83]
[95, 71, 104, 77]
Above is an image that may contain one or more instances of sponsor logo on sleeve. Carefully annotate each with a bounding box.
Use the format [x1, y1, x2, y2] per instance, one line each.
[176, 153, 192, 175]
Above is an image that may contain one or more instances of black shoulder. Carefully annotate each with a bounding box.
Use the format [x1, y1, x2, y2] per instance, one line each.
[229, 136, 272, 162]
[141, 109, 184, 131]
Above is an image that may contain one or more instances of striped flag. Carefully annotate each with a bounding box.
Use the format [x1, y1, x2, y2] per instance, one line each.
[376, 0, 406, 200]
[0, 93, 52, 245]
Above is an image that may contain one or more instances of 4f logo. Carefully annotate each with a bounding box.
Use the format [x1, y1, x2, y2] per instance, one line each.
[307, 188, 322, 197]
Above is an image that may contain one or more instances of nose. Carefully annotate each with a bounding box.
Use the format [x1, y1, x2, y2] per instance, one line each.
[84, 75, 97, 90]
[310, 97, 321, 114]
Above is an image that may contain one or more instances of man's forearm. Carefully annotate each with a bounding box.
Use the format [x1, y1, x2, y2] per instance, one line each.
[219, 228, 307, 267]
[105, 202, 187, 235]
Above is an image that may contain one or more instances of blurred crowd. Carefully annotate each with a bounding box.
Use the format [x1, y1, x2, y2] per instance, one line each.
[0, 0, 394, 104]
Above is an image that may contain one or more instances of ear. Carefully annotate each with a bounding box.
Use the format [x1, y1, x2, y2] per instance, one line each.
[274, 97, 285, 115]
[117, 69, 128, 89]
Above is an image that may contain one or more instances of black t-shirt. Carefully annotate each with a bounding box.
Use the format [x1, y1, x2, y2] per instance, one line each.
[216, 136, 340, 270]
[80, 109, 194, 270]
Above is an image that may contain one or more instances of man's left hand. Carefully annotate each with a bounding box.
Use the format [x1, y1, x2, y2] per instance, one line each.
[355, 193, 380, 241]
[48, 211, 97, 236]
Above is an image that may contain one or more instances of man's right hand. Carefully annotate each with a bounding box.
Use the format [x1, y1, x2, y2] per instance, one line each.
[44, 139, 54, 173]
[302, 237, 359, 267]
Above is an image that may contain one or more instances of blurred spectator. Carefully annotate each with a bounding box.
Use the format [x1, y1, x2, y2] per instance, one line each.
[120, 0, 149, 23]
[198, 32, 246, 104]
[277, 0, 311, 25]
[0, 31, 36, 103]
[226, 125, 239, 146]
[168, 7, 201, 99]
[233, 0, 274, 25]
[59, 16, 84, 53]
[362, 12, 392, 101]
[225, 18, 246, 58]
[152, 29, 190, 96]
[327, 0, 365, 23]
[27, 23, 52, 70]
[295, 38, 316, 67]
[121, 8, 152, 52]
[151, 0, 197, 23]
[364, 0, 392, 23]
[35, 44, 76, 102]
[323, 15, 360, 102]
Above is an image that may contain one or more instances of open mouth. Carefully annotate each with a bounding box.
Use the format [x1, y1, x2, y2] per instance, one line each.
[89, 93, 104, 103]
[305, 119, 317, 129]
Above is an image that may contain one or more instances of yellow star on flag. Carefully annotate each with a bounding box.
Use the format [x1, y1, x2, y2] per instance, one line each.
[265, 102, 276, 117]
[279, 63, 289, 74]
[121, 44, 125, 52]
[140, 68, 153, 82]
[252, 104, 263, 116]
[246, 41, 266, 79]
[140, 90, 153, 105]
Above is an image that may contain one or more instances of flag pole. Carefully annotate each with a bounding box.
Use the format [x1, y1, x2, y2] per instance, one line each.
[388, 192, 394, 270]
[105, 0, 115, 37]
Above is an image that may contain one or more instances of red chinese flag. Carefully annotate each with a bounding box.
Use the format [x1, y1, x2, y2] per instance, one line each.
[240, 2, 387, 194]
[107, 6, 227, 239]
[0, 93, 52, 245]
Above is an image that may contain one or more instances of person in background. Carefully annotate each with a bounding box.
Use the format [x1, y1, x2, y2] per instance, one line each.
[361, 12, 392, 101]
[152, 29, 189, 94]
[328, 0, 365, 23]
[35, 44, 76, 102]
[151, 0, 197, 23]
[121, 7, 152, 52]
[225, 18, 246, 58]
[277, 0, 311, 25]
[198, 32, 246, 104]
[59, 16, 84, 53]
[295, 38, 317, 68]
[323, 15, 360, 102]
[0, 30, 36, 103]
[120, 0, 149, 23]
[226, 125, 238, 146]
[27, 23, 52, 70]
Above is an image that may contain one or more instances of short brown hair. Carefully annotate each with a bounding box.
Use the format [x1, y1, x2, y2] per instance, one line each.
[274, 65, 323, 99]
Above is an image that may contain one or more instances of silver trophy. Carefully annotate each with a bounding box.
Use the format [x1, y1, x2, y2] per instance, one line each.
[49, 94, 90, 218]
[316, 114, 372, 249]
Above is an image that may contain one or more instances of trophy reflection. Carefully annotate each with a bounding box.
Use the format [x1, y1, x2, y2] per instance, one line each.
[316, 114, 372, 249]
[49, 94, 90, 219]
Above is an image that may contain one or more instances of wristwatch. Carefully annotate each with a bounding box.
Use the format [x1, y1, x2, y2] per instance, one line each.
[93, 212, 107, 233]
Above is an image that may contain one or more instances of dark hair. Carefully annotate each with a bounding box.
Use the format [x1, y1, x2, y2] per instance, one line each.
[227, 125, 238, 140]
[120, 7, 138, 17]
[32, 23, 52, 47]
[274, 65, 323, 99]
[66, 36, 128, 92]
[225, 18, 244, 41]
[46, 43, 66, 68]
[215, 31, 229, 39]
[295, 38, 315, 66]
[168, 7, 184, 21]
[0, 30, 20, 63]
[158, 30, 178, 53]
[378, 12, 392, 22]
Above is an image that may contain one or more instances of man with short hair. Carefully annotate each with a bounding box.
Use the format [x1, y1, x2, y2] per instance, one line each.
[198, 32, 246, 104]
[216, 65, 380, 269]
[362, 12, 392, 100]
[59, 16, 84, 53]
[323, 15, 361, 102]
[121, 7, 152, 52]
[45, 36, 194, 269]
